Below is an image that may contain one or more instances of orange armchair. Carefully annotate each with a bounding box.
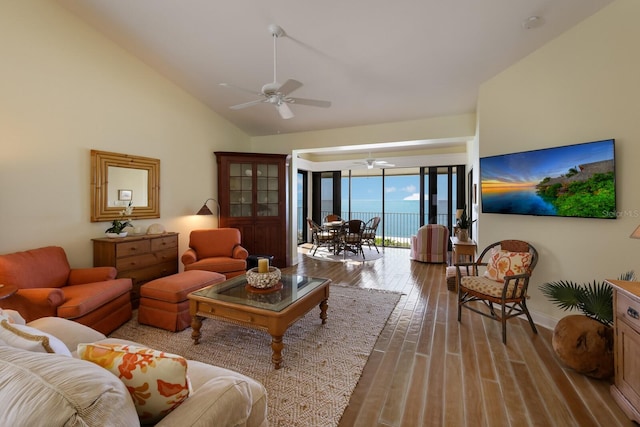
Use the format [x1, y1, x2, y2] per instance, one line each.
[182, 228, 248, 279]
[0, 246, 132, 334]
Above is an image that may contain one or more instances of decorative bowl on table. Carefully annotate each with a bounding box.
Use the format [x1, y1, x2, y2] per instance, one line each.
[246, 266, 281, 289]
[105, 232, 128, 238]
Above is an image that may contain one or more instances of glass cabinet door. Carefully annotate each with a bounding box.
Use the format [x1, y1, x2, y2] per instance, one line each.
[256, 163, 279, 216]
[229, 162, 253, 217]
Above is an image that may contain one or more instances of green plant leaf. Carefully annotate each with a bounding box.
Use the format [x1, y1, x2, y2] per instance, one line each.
[541, 273, 634, 327]
[619, 271, 637, 281]
[577, 280, 613, 326]
[539, 281, 585, 312]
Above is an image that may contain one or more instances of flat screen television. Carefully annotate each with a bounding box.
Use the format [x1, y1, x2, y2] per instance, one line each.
[480, 139, 616, 219]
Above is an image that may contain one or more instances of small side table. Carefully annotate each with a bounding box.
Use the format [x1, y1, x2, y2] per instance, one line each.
[450, 236, 477, 265]
[0, 284, 18, 300]
[448, 237, 477, 293]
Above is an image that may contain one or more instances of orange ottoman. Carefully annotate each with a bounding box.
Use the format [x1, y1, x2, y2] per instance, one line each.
[138, 270, 226, 331]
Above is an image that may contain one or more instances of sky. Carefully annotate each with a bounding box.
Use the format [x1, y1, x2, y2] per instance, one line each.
[341, 175, 454, 202]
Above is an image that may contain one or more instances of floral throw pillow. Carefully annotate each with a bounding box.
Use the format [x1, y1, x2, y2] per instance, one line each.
[483, 250, 532, 282]
[78, 343, 191, 424]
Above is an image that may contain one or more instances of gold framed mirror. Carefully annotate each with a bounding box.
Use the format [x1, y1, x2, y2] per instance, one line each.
[90, 150, 160, 222]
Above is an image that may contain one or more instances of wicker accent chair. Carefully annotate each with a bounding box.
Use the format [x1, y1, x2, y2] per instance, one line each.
[307, 219, 334, 255]
[409, 224, 449, 263]
[362, 217, 381, 253]
[456, 240, 539, 344]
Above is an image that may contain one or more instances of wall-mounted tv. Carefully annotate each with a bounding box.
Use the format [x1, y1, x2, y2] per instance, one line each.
[480, 139, 615, 219]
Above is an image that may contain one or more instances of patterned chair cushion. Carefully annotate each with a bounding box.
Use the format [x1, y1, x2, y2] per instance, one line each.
[461, 275, 525, 299]
[78, 343, 191, 424]
[483, 250, 532, 282]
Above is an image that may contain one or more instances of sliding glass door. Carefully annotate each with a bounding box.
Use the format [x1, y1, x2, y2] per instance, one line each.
[308, 165, 465, 248]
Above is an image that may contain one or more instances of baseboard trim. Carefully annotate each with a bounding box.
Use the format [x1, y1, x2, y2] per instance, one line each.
[530, 310, 559, 331]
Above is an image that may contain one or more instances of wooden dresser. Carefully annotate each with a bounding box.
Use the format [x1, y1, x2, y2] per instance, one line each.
[607, 279, 640, 423]
[92, 233, 179, 308]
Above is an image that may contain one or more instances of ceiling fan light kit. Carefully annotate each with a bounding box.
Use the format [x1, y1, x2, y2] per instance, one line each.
[353, 157, 395, 169]
[220, 24, 331, 119]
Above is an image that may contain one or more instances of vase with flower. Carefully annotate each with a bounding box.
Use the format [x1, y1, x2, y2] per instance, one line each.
[105, 202, 133, 238]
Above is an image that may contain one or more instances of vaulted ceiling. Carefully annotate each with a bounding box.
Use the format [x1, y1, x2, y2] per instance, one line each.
[56, 0, 612, 137]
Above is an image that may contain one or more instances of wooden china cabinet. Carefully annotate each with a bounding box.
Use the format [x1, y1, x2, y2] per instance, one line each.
[215, 152, 290, 268]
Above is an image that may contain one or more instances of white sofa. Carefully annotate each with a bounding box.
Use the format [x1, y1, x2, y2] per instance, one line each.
[0, 313, 268, 427]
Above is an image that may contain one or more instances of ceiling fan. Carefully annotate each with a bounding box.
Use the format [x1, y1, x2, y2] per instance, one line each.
[353, 157, 395, 169]
[220, 25, 331, 119]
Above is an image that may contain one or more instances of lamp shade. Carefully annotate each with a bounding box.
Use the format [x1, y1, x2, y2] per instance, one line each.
[196, 198, 220, 216]
[196, 204, 214, 215]
[630, 224, 640, 239]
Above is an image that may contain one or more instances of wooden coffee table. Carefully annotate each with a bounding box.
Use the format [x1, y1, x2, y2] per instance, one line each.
[188, 273, 331, 369]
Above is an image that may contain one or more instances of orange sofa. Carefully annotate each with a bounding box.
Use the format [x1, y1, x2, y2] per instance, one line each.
[0, 246, 132, 334]
[181, 228, 248, 278]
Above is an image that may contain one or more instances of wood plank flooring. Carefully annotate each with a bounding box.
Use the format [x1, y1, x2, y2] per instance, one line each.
[288, 246, 632, 427]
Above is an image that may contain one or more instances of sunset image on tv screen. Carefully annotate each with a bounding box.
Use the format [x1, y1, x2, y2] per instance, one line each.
[480, 139, 615, 219]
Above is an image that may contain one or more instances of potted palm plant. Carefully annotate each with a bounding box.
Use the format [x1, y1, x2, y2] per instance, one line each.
[456, 206, 470, 241]
[540, 271, 635, 379]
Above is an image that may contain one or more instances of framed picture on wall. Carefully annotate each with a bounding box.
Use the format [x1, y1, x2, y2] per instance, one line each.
[118, 189, 132, 201]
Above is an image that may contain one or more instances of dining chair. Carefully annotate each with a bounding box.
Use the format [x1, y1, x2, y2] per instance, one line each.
[307, 218, 334, 255]
[362, 217, 381, 253]
[456, 240, 539, 344]
[324, 214, 342, 223]
[340, 219, 365, 259]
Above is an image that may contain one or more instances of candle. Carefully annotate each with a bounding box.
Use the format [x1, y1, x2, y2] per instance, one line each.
[258, 258, 269, 273]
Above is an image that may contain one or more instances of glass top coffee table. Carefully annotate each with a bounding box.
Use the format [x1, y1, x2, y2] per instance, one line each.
[188, 273, 331, 369]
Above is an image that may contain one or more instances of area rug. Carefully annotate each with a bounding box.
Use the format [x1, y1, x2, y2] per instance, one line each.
[110, 285, 401, 427]
[304, 246, 383, 263]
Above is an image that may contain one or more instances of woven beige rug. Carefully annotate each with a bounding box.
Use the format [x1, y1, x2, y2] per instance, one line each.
[304, 246, 383, 263]
[110, 285, 401, 427]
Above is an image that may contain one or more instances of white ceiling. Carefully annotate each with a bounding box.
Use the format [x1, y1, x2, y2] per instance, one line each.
[56, 0, 613, 137]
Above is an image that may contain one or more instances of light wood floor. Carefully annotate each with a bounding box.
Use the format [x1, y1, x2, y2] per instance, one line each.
[287, 246, 633, 427]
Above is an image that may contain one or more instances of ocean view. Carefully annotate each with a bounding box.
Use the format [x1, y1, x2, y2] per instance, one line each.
[302, 173, 460, 243]
[322, 199, 454, 239]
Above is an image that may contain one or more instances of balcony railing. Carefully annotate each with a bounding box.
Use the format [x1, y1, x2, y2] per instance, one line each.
[302, 210, 450, 248]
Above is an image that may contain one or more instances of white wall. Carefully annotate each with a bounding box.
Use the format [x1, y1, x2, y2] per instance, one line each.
[252, 114, 477, 264]
[250, 113, 476, 153]
[477, 0, 640, 327]
[0, 1, 250, 266]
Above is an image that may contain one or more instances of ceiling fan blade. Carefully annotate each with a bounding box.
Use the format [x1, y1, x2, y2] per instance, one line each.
[278, 79, 303, 96]
[230, 99, 265, 110]
[289, 97, 331, 108]
[220, 83, 263, 97]
[277, 102, 294, 119]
